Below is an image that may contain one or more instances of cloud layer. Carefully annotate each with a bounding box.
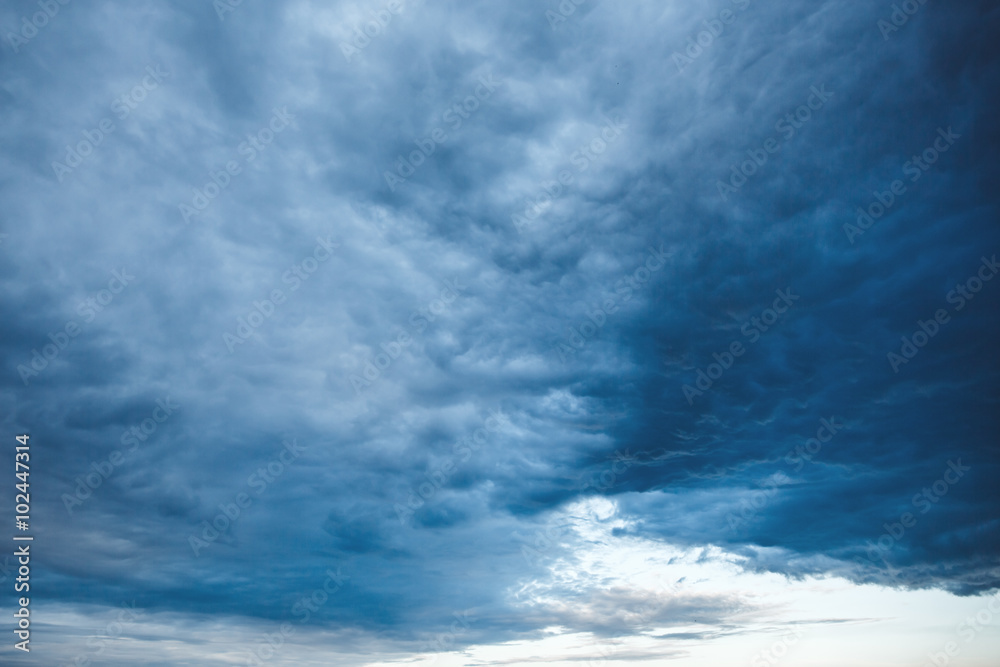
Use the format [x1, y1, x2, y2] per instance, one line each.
[1, 0, 998, 664]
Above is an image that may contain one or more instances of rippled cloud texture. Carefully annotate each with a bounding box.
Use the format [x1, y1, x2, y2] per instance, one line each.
[1, 0, 999, 665]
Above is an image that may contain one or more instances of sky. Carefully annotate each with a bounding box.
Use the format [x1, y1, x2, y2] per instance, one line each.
[1, 0, 999, 665]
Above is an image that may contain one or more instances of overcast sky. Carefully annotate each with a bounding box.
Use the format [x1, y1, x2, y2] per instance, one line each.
[1, 0, 999, 665]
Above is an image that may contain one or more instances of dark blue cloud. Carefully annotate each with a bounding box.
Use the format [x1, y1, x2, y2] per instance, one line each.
[0, 0, 998, 663]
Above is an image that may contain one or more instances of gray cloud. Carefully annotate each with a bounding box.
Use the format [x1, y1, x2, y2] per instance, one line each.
[0, 0, 998, 663]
